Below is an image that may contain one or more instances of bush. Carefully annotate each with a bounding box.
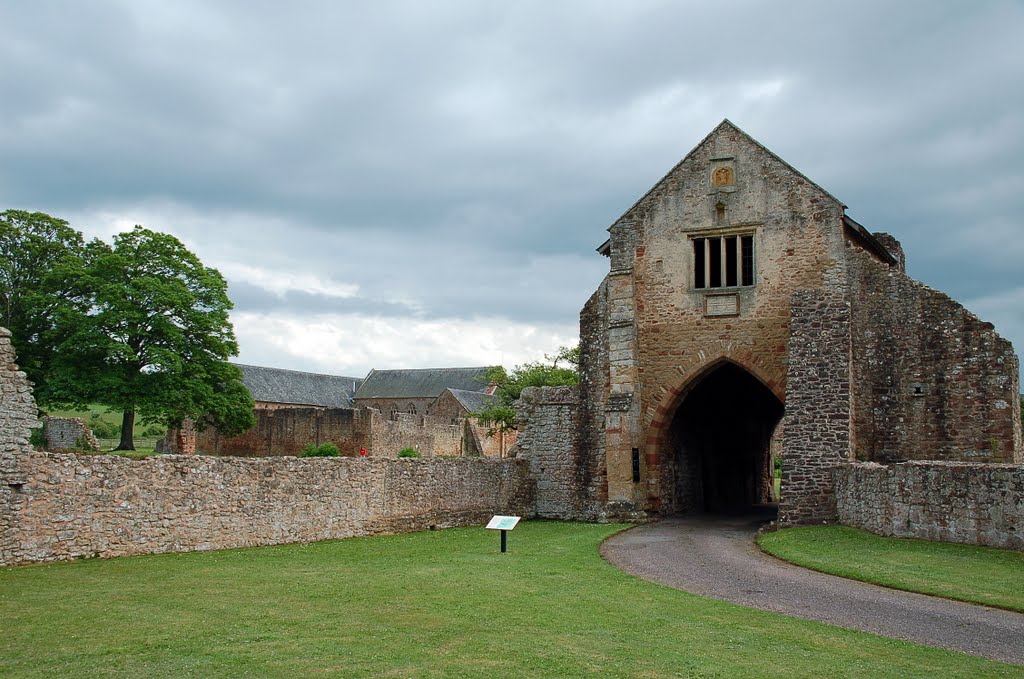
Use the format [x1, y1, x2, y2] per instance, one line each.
[301, 442, 340, 457]
[29, 427, 47, 450]
[88, 415, 120, 439]
[142, 425, 165, 437]
[398, 448, 420, 458]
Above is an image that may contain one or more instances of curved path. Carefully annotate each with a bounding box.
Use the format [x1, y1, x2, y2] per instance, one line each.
[600, 514, 1024, 665]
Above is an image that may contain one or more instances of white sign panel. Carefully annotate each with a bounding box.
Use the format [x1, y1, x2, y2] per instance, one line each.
[486, 515, 521, 531]
[705, 294, 739, 317]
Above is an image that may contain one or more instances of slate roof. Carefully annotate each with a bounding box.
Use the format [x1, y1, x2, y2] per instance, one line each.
[236, 364, 363, 408]
[446, 388, 496, 414]
[354, 367, 493, 400]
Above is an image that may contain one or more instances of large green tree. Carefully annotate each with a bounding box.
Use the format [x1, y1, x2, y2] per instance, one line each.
[0, 210, 88, 398]
[50, 226, 255, 449]
[473, 345, 579, 434]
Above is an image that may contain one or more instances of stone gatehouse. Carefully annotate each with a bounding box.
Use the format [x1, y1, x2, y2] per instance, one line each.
[515, 120, 1022, 526]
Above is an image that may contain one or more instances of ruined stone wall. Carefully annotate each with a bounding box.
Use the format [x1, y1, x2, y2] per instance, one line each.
[41, 417, 100, 452]
[847, 245, 1021, 463]
[1, 452, 535, 566]
[834, 461, 1023, 550]
[366, 409, 463, 457]
[195, 406, 365, 457]
[0, 328, 39, 563]
[779, 290, 852, 525]
[513, 386, 580, 518]
[0, 328, 36, 485]
[576, 281, 613, 514]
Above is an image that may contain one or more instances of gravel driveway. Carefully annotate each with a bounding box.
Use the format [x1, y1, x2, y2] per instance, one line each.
[600, 513, 1024, 665]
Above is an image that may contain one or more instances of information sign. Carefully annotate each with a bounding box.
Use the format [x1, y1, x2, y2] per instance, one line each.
[486, 515, 521, 531]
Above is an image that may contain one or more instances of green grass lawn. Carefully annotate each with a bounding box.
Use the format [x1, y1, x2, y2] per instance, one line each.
[2, 523, 1020, 678]
[758, 525, 1024, 612]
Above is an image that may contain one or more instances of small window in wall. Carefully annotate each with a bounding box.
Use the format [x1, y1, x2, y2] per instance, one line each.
[693, 234, 755, 289]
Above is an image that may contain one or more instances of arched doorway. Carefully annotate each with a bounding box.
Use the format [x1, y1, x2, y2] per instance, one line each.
[664, 362, 783, 514]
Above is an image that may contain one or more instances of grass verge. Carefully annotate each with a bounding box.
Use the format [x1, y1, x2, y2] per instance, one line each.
[758, 525, 1024, 612]
[2, 522, 1020, 677]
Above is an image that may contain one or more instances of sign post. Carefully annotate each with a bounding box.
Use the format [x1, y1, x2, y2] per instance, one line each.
[485, 515, 521, 553]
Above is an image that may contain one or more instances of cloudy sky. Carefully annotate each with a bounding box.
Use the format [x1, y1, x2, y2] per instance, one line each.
[2, 1, 1022, 379]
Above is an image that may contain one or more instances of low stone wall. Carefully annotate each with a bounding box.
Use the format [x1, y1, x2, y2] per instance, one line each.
[1, 452, 535, 566]
[41, 417, 100, 451]
[834, 461, 1023, 549]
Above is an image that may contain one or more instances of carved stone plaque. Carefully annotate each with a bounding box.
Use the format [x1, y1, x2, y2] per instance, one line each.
[605, 393, 633, 412]
[711, 166, 734, 187]
[705, 294, 739, 317]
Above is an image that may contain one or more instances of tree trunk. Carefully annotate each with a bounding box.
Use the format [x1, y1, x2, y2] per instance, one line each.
[116, 409, 136, 450]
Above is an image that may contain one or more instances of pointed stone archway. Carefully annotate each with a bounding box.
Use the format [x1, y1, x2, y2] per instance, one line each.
[651, 360, 784, 514]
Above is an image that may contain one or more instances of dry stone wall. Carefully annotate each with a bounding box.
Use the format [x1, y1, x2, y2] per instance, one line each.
[834, 461, 1023, 549]
[2, 452, 534, 566]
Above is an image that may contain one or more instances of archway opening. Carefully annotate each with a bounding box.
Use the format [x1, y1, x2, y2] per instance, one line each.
[665, 363, 783, 514]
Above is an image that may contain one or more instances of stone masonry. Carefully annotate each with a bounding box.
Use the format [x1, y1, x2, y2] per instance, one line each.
[0, 328, 36, 485]
[834, 461, 1023, 550]
[779, 290, 852, 525]
[515, 119, 1022, 529]
[0, 326, 536, 567]
[41, 416, 100, 452]
[3, 452, 533, 566]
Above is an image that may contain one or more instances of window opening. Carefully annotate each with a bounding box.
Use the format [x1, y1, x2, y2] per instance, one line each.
[725, 236, 738, 287]
[692, 233, 755, 289]
[741, 235, 754, 285]
[708, 238, 722, 288]
[693, 239, 706, 289]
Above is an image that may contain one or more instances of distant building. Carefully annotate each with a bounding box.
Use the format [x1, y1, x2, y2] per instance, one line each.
[236, 364, 362, 410]
[353, 367, 494, 416]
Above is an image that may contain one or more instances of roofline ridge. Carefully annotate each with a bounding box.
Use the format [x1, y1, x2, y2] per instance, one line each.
[234, 362, 363, 381]
[366, 365, 494, 373]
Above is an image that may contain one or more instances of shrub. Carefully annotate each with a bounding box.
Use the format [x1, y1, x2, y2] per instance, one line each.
[142, 425, 165, 437]
[301, 442, 340, 457]
[398, 448, 420, 458]
[29, 427, 47, 450]
[88, 415, 120, 440]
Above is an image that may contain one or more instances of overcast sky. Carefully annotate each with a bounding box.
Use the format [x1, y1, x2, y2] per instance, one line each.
[2, 1, 1022, 379]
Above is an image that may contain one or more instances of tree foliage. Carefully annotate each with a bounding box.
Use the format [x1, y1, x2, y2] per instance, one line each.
[47, 225, 255, 449]
[0, 210, 87, 397]
[473, 345, 579, 434]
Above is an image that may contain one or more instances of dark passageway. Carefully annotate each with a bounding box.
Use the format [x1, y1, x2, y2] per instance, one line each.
[666, 363, 783, 513]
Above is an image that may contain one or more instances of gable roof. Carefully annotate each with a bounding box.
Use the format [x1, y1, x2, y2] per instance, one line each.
[445, 388, 496, 413]
[237, 364, 362, 408]
[608, 119, 846, 233]
[354, 366, 493, 400]
[843, 215, 898, 265]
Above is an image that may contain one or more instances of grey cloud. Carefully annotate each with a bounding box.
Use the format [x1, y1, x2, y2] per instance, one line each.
[1, 0, 1023, 367]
